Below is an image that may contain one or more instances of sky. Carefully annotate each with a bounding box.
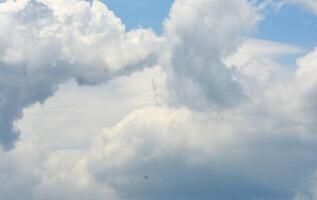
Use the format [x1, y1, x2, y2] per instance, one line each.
[102, 0, 174, 33]
[101, 0, 316, 67]
[0, 0, 317, 200]
[256, 3, 317, 49]
[101, 0, 317, 48]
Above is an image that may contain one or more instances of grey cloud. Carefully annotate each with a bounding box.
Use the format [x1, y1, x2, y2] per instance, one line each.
[161, 0, 258, 110]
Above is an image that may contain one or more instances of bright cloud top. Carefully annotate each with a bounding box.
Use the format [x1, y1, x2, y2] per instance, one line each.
[0, 0, 317, 200]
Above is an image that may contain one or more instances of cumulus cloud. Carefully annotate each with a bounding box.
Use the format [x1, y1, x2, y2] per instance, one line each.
[82, 44, 317, 199]
[17, 66, 164, 150]
[1, 0, 317, 199]
[225, 39, 304, 96]
[1, 66, 162, 200]
[0, 0, 162, 148]
[0, 138, 118, 200]
[160, 0, 259, 110]
[86, 103, 317, 200]
[296, 48, 317, 83]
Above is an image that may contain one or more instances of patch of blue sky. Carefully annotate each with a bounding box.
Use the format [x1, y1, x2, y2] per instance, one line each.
[255, 4, 317, 67]
[256, 4, 317, 50]
[101, 0, 173, 33]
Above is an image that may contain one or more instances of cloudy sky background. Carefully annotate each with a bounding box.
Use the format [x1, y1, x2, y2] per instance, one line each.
[0, 0, 317, 199]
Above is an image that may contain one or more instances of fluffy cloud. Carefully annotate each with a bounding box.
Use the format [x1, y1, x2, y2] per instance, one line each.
[0, 138, 118, 200]
[0, 0, 162, 148]
[1, 66, 161, 200]
[296, 48, 317, 84]
[161, 0, 258, 110]
[82, 44, 317, 199]
[1, 0, 317, 199]
[17, 66, 164, 150]
[86, 103, 317, 199]
[225, 39, 304, 96]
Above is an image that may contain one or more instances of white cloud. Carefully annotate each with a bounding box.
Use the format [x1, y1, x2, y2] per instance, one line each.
[85, 102, 317, 199]
[0, 139, 118, 200]
[296, 48, 317, 85]
[16, 66, 164, 150]
[225, 38, 304, 96]
[1, 0, 317, 199]
[0, 0, 162, 148]
[226, 38, 304, 68]
[1, 66, 163, 200]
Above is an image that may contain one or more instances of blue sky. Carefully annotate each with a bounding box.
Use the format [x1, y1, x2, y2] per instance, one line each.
[256, 4, 317, 49]
[102, 0, 317, 50]
[102, 0, 174, 33]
